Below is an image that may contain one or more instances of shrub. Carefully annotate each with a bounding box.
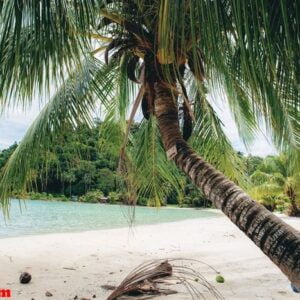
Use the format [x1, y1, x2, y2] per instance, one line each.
[275, 195, 292, 213]
[137, 196, 148, 206]
[57, 194, 69, 202]
[79, 190, 104, 203]
[258, 195, 276, 211]
[180, 196, 192, 207]
[119, 191, 137, 205]
[108, 191, 120, 204]
[180, 195, 210, 208]
[28, 192, 43, 200]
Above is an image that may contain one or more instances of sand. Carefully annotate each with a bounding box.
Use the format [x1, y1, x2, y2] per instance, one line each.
[0, 210, 299, 300]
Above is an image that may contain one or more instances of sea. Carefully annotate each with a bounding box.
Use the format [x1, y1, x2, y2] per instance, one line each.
[0, 199, 219, 238]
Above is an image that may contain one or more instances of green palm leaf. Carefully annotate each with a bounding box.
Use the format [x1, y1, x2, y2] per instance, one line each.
[0, 57, 115, 215]
[156, 0, 300, 154]
[188, 81, 246, 186]
[130, 118, 185, 206]
[0, 0, 104, 104]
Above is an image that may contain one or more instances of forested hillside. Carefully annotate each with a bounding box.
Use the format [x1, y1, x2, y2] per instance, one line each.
[1, 123, 299, 214]
[0, 121, 206, 207]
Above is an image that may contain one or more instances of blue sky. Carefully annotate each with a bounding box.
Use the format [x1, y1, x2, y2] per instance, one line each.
[0, 95, 277, 157]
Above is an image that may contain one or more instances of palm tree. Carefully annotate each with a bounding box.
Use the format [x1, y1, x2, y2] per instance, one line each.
[0, 1, 299, 288]
[251, 155, 300, 216]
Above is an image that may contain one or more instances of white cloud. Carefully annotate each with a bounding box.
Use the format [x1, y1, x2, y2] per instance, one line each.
[0, 102, 41, 149]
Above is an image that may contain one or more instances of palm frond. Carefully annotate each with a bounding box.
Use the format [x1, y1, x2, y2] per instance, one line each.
[0, 0, 103, 105]
[0, 57, 115, 215]
[1, 0, 300, 214]
[106, 258, 223, 300]
[250, 183, 282, 200]
[130, 118, 185, 206]
[156, 0, 300, 157]
[187, 81, 246, 186]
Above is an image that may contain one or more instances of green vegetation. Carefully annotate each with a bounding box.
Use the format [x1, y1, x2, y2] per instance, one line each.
[0, 143, 17, 169]
[248, 155, 300, 216]
[0, 0, 299, 285]
[21, 192, 68, 202]
[79, 191, 104, 204]
[0, 122, 207, 206]
[1, 135, 299, 214]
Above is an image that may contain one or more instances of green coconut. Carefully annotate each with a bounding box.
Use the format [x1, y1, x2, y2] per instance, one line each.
[215, 275, 225, 283]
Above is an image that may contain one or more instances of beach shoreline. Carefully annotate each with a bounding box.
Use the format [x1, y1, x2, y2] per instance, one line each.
[1, 212, 299, 299]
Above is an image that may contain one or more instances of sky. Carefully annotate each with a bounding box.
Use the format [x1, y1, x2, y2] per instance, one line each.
[211, 99, 277, 157]
[0, 94, 277, 157]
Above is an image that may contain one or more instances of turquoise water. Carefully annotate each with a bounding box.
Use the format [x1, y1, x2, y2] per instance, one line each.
[0, 199, 219, 238]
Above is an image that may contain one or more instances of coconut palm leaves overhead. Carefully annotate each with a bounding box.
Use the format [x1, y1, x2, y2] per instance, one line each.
[0, 0, 299, 208]
[0, 0, 106, 105]
[1, 0, 299, 144]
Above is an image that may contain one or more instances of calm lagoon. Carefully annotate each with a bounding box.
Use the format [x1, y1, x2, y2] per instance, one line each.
[0, 199, 219, 238]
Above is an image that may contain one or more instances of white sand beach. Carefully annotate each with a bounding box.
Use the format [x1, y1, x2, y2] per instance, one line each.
[0, 211, 299, 300]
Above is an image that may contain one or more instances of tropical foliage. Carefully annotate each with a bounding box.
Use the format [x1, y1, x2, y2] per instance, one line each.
[2, 0, 299, 214]
[0, 121, 208, 206]
[1, 133, 299, 214]
[0, 0, 300, 286]
[249, 154, 300, 216]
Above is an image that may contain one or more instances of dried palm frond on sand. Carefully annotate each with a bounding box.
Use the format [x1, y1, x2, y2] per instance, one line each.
[103, 258, 224, 299]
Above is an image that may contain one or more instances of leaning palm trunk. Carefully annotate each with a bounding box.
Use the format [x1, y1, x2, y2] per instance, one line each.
[154, 81, 300, 287]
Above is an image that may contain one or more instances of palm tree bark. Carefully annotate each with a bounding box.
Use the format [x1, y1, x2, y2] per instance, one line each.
[154, 81, 300, 287]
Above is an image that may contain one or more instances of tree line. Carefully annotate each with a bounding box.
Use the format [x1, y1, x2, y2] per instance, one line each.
[0, 121, 206, 207]
[1, 122, 298, 214]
